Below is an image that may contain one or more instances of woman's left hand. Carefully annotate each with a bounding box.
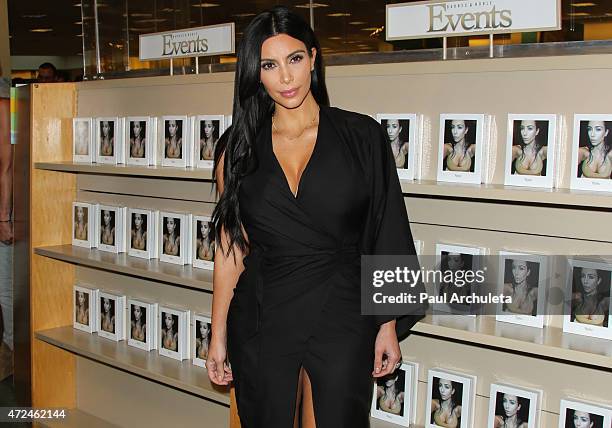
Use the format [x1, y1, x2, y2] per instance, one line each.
[372, 320, 401, 378]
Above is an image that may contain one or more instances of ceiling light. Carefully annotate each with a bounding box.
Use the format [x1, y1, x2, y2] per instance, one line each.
[192, 2, 220, 7]
[361, 27, 381, 31]
[22, 14, 47, 18]
[349, 21, 366, 25]
[327, 12, 351, 17]
[567, 12, 590, 16]
[232, 13, 256, 18]
[73, 3, 81, 6]
[328, 36, 342, 40]
[134, 18, 167, 23]
[161, 7, 177, 12]
[295, 3, 329, 8]
[30, 28, 53, 33]
[76, 34, 83, 37]
[570, 2, 596, 6]
[74, 21, 82, 25]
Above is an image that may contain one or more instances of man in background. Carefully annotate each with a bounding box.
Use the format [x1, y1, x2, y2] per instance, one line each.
[36, 62, 58, 83]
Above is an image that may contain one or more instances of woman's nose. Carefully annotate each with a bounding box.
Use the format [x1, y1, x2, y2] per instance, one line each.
[280, 67, 293, 84]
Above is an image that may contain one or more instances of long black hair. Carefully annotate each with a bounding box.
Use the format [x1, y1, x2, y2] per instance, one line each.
[212, 6, 329, 259]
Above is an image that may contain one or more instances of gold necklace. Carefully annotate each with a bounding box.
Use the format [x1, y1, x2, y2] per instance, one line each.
[272, 107, 319, 141]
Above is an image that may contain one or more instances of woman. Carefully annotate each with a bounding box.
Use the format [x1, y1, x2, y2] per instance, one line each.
[100, 297, 115, 334]
[430, 378, 462, 428]
[130, 120, 146, 159]
[196, 221, 215, 261]
[100, 210, 114, 246]
[494, 393, 528, 428]
[206, 6, 425, 428]
[375, 371, 405, 415]
[511, 120, 548, 176]
[568, 409, 603, 428]
[571, 267, 610, 327]
[163, 217, 180, 256]
[75, 121, 90, 156]
[200, 120, 218, 160]
[75, 291, 89, 326]
[131, 213, 147, 251]
[443, 120, 476, 172]
[385, 119, 409, 168]
[439, 252, 472, 309]
[502, 259, 539, 316]
[99, 120, 114, 157]
[74, 206, 88, 241]
[577, 120, 612, 179]
[131, 305, 146, 342]
[196, 321, 211, 360]
[165, 120, 182, 159]
[161, 312, 178, 351]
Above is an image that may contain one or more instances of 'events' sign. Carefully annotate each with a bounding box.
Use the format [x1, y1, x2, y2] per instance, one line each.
[386, 0, 561, 41]
[139, 23, 235, 61]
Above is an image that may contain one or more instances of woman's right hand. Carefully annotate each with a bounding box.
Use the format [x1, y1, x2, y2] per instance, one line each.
[207, 338, 233, 385]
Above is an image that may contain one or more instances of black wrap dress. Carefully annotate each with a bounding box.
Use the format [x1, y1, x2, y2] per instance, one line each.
[226, 104, 425, 428]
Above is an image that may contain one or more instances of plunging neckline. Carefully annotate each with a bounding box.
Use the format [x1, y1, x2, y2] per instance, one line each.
[269, 108, 322, 199]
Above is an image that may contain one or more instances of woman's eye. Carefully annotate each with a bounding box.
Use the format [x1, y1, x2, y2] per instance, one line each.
[290, 55, 303, 63]
[261, 62, 274, 70]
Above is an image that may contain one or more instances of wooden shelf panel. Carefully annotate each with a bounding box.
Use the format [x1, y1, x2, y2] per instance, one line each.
[35, 327, 230, 405]
[35, 409, 119, 428]
[412, 315, 612, 370]
[35, 161, 214, 180]
[400, 179, 612, 210]
[35, 245, 213, 292]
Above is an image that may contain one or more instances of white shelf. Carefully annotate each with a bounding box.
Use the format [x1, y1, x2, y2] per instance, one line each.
[400, 179, 612, 210]
[35, 245, 213, 292]
[412, 315, 612, 369]
[35, 327, 230, 405]
[35, 161, 214, 180]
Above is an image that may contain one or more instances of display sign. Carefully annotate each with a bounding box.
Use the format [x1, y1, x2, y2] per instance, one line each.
[139, 23, 235, 61]
[386, 0, 561, 41]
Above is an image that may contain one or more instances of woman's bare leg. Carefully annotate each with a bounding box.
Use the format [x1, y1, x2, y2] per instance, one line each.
[293, 366, 304, 428]
[301, 367, 316, 428]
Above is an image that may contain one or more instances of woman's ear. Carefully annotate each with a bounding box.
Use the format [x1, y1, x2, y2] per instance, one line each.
[310, 47, 317, 71]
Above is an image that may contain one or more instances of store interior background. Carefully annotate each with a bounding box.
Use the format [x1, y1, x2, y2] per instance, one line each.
[6, 0, 612, 83]
[2, 0, 612, 415]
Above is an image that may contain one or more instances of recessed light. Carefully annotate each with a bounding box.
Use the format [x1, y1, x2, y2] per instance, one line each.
[73, 2, 81, 6]
[22, 14, 47, 18]
[327, 12, 351, 17]
[328, 36, 342, 40]
[349, 21, 367, 25]
[161, 7, 177, 12]
[74, 21, 82, 25]
[232, 13, 256, 18]
[570, 2, 596, 6]
[76, 33, 83, 37]
[360, 27, 381, 31]
[30, 28, 53, 33]
[295, 3, 329, 8]
[567, 12, 590, 16]
[192, 2, 220, 7]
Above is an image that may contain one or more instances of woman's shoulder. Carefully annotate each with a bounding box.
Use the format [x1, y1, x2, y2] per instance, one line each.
[324, 105, 379, 130]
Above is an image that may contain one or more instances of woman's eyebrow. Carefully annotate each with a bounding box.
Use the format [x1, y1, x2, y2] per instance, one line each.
[260, 49, 307, 62]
